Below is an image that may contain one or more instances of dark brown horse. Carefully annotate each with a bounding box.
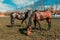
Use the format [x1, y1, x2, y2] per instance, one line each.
[10, 10, 31, 27]
[27, 9, 52, 35]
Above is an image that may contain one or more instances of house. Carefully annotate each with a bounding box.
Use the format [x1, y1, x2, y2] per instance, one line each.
[0, 12, 4, 16]
[4, 12, 11, 16]
[55, 10, 60, 14]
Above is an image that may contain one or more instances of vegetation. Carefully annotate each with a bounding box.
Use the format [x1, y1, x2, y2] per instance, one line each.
[0, 17, 60, 40]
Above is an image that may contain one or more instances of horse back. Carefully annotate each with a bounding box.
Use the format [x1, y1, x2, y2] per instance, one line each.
[45, 11, 52, 18]
[35, 11, 52, 20]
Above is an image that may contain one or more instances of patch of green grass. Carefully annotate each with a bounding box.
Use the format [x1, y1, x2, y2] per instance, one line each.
[0, 17, 60, 40]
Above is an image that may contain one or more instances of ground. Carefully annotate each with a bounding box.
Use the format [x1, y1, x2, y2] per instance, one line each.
[0, 17, 60, 40]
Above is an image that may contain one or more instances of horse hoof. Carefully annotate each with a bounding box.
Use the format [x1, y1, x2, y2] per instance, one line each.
[27, 31, 31, 36]
[27, 32, 31, 36]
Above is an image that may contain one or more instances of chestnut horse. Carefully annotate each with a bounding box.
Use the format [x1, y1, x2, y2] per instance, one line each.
[27, 10, 52, 35]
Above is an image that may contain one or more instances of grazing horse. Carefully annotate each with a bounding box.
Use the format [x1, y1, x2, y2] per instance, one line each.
[10, 10, 31, 27]
[27, 9, 52, 35]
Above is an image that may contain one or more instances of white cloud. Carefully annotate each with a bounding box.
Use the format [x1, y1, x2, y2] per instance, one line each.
[12, 0, 34, 6]
[0, 0, 4, 3]
[56, 5, 60, 10]
[0, 0, 15, 12]
[0, 3, 15, 12]
[51, 5, 60, 10]
[44, 5, 60, 10]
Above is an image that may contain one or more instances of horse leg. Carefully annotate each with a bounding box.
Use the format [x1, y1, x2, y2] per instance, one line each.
[10, 15, 14, 26]
[46, 18, 51, 31]
[27, 24, 32, 36]
[20, 18, 26, 27]
[36, 20, 42, 31]
[27, 19, 33, 35]
[27, 13, 35, 35]
[33, 20, 36, 31]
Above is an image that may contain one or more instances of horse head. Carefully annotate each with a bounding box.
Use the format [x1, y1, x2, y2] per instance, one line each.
[44, 7, 55, 14]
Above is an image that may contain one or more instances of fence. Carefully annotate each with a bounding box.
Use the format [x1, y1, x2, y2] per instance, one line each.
[52, 14, 60, 18]
[0, 14, 60, 19]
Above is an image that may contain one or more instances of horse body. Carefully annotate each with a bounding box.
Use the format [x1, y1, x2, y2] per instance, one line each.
[27, 10, 52, 35]
[35, 11, 52, 20]
[11, 12, 25, 20]
[10, 10, 31, 26]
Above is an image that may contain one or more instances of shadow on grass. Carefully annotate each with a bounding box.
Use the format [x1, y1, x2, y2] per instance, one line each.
[32, 27, 47, 31]
[19, 27, 47, 35]
[6, 24, 21, 27]
[19, 28, 27, 35]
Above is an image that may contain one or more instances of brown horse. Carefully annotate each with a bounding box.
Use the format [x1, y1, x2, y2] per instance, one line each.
[27, 9, 52, 35]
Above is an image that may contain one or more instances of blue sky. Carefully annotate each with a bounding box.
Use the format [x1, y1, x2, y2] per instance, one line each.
[0, 0, 60, 12]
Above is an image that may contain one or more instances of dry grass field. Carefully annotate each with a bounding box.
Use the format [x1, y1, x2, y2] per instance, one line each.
[0, 17, 60, 40]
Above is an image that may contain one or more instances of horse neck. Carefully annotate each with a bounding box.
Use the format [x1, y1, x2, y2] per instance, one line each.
[25, 11, 28, 16]
[24, 11, 29, 18]
[44, 11, 52, 14]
